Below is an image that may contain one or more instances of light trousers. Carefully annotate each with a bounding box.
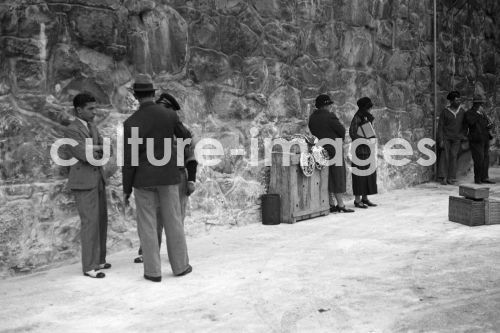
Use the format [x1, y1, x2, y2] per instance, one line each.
[73, 179, 108, 272]
[135, 184, 189, 277]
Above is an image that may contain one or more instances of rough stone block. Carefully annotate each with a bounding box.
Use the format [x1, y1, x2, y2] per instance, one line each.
[266, 85, 301, 119]
[189, 14, 220, 50]
[341, 28, 374, 68]
[376, 20, 393, 48]
[13, 59, 46, 91]
[382, 51, 413, 82]
[305, 23, 339, 59]
[67, 6, 128, 57]
[262, 22, 300, 62]
[219, 16, 260, 57]
[293, 55, 323, 87]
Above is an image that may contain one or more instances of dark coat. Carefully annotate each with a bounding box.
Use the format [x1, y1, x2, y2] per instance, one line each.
[464, 108, 491, 143]
[122, 101, 191, 194]
[349, 110, 375, 158]
[349, 110, 378, 196]
[308, 108, 346, 158]
[437, 106, 466, 141]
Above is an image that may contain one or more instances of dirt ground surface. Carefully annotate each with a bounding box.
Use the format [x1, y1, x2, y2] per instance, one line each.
[1, 170, 500, 332]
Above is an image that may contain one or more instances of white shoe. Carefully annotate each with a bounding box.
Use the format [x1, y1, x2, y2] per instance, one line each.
[84, 269, 105, 278]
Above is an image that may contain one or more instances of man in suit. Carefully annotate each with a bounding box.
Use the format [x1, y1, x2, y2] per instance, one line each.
[464, 94, 495, 184]
[123, 75, 192, 282]
[133, 92, 198, 264]
[65, 93, 110, 279]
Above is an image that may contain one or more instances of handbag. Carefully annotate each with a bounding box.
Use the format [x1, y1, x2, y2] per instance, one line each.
[357, 121, 376, 139]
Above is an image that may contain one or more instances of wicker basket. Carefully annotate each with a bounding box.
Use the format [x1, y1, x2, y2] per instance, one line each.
[485, 198, 500, 225]
[449, 196, 485, 226]
[458, 185, 490, 200]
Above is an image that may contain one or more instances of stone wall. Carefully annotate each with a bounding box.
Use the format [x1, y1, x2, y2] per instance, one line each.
[1, 0, 499, 276]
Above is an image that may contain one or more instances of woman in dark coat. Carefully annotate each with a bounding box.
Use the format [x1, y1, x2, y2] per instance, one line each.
[309, 94, 354, 213]
[349, 97, 378, 208]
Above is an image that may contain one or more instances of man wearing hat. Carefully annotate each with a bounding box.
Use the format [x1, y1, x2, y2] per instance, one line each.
[309, 94, 354, 213]
[437, 91, 465, 185]
[133, 92, 198, 264]
[123, 74, 192, 282]
[463, 94, 495, 184]
[156, 92, 198, 219]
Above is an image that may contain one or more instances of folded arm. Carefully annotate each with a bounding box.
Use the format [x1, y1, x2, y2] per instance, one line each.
[64, 127, 93, 163]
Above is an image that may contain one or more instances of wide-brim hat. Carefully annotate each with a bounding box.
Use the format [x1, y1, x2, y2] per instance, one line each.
[156, 92, 180, 111]
[472, 94, 486, 103]
[133, 73, 157, 92]
[315, 94, 334, 108]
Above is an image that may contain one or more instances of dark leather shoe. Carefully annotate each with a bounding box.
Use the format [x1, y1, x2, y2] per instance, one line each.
[134, 256, 143, 264]
[361, 199, 377, 207]
[481, 179, 496, 184]
[144, 274, 161, 282]
[336, 206, 354, 213]
[99, 263, 111, 269]
[446, 179, 457, 185]
[176, 265, 192, 277]
[474, 180, 483, 184]
[354, 201, 368, 209]
[329, 205, 337, 213]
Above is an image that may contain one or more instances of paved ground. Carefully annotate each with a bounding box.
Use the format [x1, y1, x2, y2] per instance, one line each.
[1, 171, 500, 332]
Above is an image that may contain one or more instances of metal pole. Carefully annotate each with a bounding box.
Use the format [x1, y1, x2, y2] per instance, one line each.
[433, 0, 438, 180]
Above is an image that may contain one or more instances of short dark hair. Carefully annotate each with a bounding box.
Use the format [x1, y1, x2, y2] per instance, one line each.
[446, 91, 460, 101]
[134, 90, 156, 100]
[73, 93, 96, 109]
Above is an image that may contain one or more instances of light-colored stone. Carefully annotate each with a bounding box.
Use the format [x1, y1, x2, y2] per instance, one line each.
[189, 14, 220, 50]
[383, 51, 414, 82]
[305, 23, 339, 59]
[189, 48, 231, 83]
[341, 28, 374, 68]
[266, 85, 301, 119]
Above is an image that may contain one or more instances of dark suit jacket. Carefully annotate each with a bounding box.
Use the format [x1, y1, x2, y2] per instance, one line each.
[437, 107, 465, 141]
[65, 119, 106, 190]
[122, 101, 191, 194]
[464, 108, 491, 143]
[308, 108, 346, 158]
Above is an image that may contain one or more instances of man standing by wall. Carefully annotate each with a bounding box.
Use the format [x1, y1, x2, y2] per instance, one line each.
[464, 94, 496, 185]
[123, 75, 192, 282]
[437, 91, 465, 185]
[133, 92, 198, 264]
[65, 93, 110, 279]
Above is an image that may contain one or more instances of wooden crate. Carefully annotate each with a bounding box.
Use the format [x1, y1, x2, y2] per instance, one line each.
[449, 196, 485, 227]
[459, 184, 490, 200]
[269, 146, 330, 224]
[485, 198, 500, 225]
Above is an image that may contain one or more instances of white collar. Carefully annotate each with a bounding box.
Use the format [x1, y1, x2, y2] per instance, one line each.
[446, 104, 462, 117]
